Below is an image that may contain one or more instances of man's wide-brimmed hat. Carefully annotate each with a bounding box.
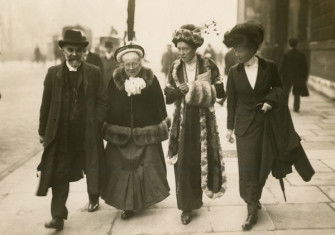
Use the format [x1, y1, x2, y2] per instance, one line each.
[114, 42, 145, 62]
[58, 29, 89, 48]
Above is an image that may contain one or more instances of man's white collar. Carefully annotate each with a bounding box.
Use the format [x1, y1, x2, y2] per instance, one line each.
[66, 61, 80, 71]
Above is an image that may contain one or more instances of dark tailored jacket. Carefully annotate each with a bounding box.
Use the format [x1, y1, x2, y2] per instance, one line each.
[261, 88, 314, 183]
[103, 66, 169, 146]
[226, 57, 282, 137]
[37, 62, 108, 196]
[86, 52, 104, 72]
[280, 48, 309, 96]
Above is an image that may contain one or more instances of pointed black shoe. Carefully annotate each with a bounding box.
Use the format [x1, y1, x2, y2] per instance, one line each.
[88, 195, 100, 212]
[44, 217, 64, 231]
[181, 211, 192, 225]
[121, 210, 134, 220]
[88, 201, 99, 212]
[242, 204, 258, 231]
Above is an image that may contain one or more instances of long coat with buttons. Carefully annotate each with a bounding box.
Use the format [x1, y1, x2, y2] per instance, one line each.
[36, 62, 108, 196]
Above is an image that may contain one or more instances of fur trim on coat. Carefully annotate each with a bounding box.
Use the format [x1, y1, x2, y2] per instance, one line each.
[103, 118, 170, 146]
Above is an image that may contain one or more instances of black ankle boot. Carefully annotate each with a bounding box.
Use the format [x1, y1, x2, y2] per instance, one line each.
[242, 203, 258, 231]
[45, 217, 64, 231]
[88, 194, 99, 212]
[181, 211, 192, 225]
[121, 210, 134, 220]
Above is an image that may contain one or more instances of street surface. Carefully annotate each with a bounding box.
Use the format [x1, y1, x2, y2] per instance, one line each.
[0, 62, 335, 234]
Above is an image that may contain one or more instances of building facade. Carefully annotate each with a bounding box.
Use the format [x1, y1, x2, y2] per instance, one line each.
[237, 0, 335, 99]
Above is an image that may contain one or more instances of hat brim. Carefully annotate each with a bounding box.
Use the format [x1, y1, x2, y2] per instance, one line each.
[58, 40, 89, 48]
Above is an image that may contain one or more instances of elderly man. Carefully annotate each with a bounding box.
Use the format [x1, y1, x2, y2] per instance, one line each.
[37, 29, 107, 231]
[101, 42, 170, 220]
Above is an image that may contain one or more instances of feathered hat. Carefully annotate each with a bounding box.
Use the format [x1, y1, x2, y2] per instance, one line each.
[172, 24, 204, 49]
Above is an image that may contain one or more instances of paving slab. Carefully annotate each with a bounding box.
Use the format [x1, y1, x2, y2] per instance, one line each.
[266, 203, 335, 229]
[295, 124, 322, 131]
[286, 172, 335, 186]
[302, 159, 334, 172]
[274, 229, 335, 235]
[320, 186, 335, 201]
[194, 231, 275, 235]
[313, 129, 335, 136]
[110, 208, 212, 234]
[304, 150, 335, 160]
[209, 206, 275, 232]
[203, 187, 244, 206]
[301, 141, 335, 150]
[268, 185, 330, 203]
[330, 203, 335, 210]
[322, 159, 335, 171]
[303, 136, 335, 142]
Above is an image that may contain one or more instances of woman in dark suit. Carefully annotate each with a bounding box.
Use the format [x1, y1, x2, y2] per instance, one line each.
[223, 22, 282, 231]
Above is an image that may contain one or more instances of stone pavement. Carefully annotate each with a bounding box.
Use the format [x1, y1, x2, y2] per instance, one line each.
[0, 88, 334, 235]
[0, 62, 46, 180]
[0, 61, 335, 234]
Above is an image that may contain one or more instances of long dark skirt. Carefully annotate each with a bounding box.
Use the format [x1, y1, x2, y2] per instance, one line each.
[174, 105, 203, 211]
[101, 140, 170, 211]
[236, 111, 265, 204]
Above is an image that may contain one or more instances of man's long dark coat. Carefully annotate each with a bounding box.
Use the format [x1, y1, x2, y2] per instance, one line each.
[280, 48, 309, 96]
[37, 62, 108, 196]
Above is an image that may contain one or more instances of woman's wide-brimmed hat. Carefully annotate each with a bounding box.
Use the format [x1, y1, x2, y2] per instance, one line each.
[223, 22, 264, 50]
[172, 24, 204, 49]
[114, 42, 145, 62]
[58, 29, 89, 48]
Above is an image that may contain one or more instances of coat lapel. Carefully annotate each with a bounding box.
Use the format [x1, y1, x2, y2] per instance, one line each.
[253, 56, 267, 94]
[237, 63, 254, 94]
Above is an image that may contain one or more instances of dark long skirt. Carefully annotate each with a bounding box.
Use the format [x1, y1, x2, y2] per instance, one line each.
[236, 111, 265, 204]
[101, 140, 170, 211]
[174, 105, 203, 211]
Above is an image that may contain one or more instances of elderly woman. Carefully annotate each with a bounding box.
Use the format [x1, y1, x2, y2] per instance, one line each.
[164, 24, 227, 225]
[101, 43, 170, 219]
[223, 22, 283, 230]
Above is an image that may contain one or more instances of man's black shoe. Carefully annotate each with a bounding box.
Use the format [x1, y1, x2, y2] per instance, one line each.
[44, 217, 64, 231]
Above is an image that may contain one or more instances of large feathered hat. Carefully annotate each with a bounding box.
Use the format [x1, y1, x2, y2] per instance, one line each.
[223, 22, 264, 50]
[172, 24, 204, 49]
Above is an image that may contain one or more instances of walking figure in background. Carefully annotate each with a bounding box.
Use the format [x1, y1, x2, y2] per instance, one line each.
[165, 24, 227, 225]
[83, 36, 104, 73]
[280, 38, 309, 112]
[161, 44, 178, 78]
[224, 22, 314, 231]
[37, 29, 107, 231]
[33, 45, 42, 63]
[100, 40, 119, 88]
[101, 43, 170, 220]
